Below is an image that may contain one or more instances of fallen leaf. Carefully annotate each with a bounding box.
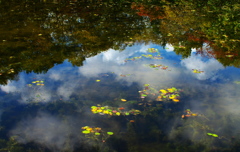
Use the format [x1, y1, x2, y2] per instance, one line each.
[121, 99, 127, 102]
[107, 132, 114, 135]
[172, 98, 179, 102]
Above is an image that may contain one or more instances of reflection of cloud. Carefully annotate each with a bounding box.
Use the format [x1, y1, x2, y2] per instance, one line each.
[216, 83, 240, 115]
[167, 81, 240, 147]
[165, 44, 174, 52]
[0, 77, 27, 93]
[10, 112, 80, 152]
[20, 87, 53, 103]
[57, 83, 76, 100]
[79, 45, 148, 76]
[181, 55, 224, 80]
[165, 44, 196, 52]
[49, 73, 61, 81]
[0, 84, 17, 93]
[79, 44, 184, 87]
[87, 44, 150, 65]
[79, 51, 182, 87]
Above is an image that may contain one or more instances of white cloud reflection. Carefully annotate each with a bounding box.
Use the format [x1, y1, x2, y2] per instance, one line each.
[181, 54, 224, 80]
[0, 83, 17, 93]
[165, 43, 174, 52]
[10, 112, 80, 152]
[79, 44, 183, 87]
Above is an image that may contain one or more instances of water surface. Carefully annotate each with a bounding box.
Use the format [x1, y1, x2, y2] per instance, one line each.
[0, 1, 240, 152]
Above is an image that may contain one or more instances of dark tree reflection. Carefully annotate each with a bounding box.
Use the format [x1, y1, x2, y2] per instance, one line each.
[0, 0, 239, 84]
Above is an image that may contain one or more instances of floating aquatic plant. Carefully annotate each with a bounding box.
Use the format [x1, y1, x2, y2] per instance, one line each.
[147, 48, 159, 54]
[120, 74, 132, 77]
[207, 133, 219, 137]
[124, 56, 142, 62]
[181, 109, 209, 120]
[181, 109, 199, 119]
[91, 105, 141, 116]
[81, 126, 113, 143]
[121, 99, 127, 102]
[124, 48, 162, 62]
[139, 84, 181, 102]
[192, 69, 204, 73]
[145, 64, 169, 70]
[28, 80, 44, 86]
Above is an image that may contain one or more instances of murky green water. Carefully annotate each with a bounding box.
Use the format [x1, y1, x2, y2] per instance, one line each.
[0, 1, 240, 152]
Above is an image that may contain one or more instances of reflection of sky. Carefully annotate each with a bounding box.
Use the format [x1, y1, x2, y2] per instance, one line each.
[0, 43, 237, 103]
[1, 43, 240, 150]
[79, 44, 182, 87]
[181, 52, 224, 80]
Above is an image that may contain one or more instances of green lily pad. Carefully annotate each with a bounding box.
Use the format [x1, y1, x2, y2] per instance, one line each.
[212, 134, 218, 137]
[82, 130, 91, 134]
[125, 112, 130, 115]
[107, 132, 114, 135]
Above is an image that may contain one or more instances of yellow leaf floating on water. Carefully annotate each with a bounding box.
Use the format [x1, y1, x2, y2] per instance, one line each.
[91, 108, 97, 113]
[96, 79, 101, 82]
[121, 99, 127, 102]
[95, 127, 101, 131]
[116, 112, 121, 116]
[192, 69, 198, 73]
[97, 109, 103, 113]
[86, 128, 93, 131]
[172, 98, 179, 102]
[103, 110, 109, 114]
[192, 69, 204, 73]
[167, 88, 174, 92]
[191, 113, 198, 116]
[82, 126, 89, 129]
[169, 95, 176, 99]
[160, 89, 167, 94]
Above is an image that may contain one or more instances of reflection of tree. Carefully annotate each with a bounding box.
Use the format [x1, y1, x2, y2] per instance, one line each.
[0, 0, 239, 84]
[0, 1, 147, 84]
[154, 0, 240, 64]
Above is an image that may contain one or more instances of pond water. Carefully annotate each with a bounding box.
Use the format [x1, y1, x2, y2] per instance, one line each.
[0, 1, 240, 152]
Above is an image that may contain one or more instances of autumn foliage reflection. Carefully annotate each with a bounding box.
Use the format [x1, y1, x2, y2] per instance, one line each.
[0, 0, 239, 84]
